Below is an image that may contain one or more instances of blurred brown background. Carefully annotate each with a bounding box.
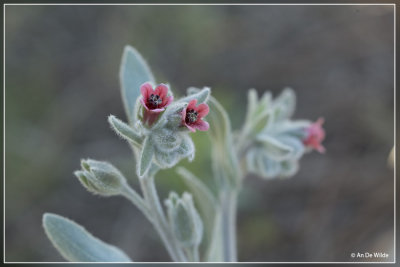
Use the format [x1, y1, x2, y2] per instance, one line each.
[5, 5, 394, 262]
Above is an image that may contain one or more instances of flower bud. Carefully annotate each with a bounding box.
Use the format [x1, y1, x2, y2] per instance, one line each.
[75, 159, 126, 196]
[243, 87, 326, 180]
[302, 118, 326, 153]
[165, 192, 203, 248]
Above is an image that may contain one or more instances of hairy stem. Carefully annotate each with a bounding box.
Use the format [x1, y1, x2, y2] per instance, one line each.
[121, 183, 152, 220]
[183, 245, 200, 262]
[193, 245, 200, 262]
[221, 190, 238, 262]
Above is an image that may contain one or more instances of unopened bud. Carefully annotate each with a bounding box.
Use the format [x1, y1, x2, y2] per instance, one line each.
[165, 192, 203, 248]
[75, 159, 126, 196]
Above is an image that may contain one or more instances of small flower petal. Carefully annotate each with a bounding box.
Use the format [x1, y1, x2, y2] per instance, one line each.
[155, 84, 168, 99]
[140, 82, 153, 100]
[303, 117, 326, 153]
[193, 120, 209, 131]
[162, 95, 174, 107]
[148, 107, 165, 113]
[140, 98, 150, 111]
[181, 99, 210, 132]
[187, 99, 197, 110]
[186, 123, 196, 132]
[196, 103, 209, 118]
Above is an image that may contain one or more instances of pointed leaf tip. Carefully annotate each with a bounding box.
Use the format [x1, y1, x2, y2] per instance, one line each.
[119, 45, 155, 124]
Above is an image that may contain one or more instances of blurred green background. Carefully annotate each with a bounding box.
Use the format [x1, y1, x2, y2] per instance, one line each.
[5, 5, 394, 262]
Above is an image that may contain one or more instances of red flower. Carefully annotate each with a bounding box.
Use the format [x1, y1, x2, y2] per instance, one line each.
[140, 82, 173, 112]
[303, 118, 326, 153]
[181, 99, 209, 132]
[140, 82, 173, 125]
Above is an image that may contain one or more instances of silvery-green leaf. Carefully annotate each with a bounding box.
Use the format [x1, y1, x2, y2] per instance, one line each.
[205, 211, 224, 262]
[276, 135, 305, 160]
[177, 167, 217, 252]
[249, 109, 271, 135]
[257, 152, 281, 179]
[153, 134, 194, 168]
[256, 133, 293, 161]
[207, 96, 241, 188]
[177, 168, 217, 215]
[138, 136, 154, 178]
[182, 193, 204, 247]
[271, 120, 310, 138]
[132, 97, 144, 125]
[168, 193, 203, 248]
[245, 148, 259, 174]
[154, 150, 178, 168]
[108, 115, 141, 147]
[152, 128, 182, 153]
[180, 87, 211, 104]
[172, 201, 194, 247]
[280, 160, 299, 178]
[259, 91, 272, 109]
[133, 120, 145, 134]
[264, 158, 282, 178]
[151, 102, 188, 130]
[246, 89, 258, 121]
[166, 113, 184, 130]
[176, 135, 195, 161]
[120, 45, 155, 124]
[43, 213, 131, 262]
[272, 88, 296, 121]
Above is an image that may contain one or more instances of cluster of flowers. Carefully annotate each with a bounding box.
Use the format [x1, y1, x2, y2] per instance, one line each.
[45, 44, 327, 263]
[140, 82, 324, 152]
[239, 88, 325, 179]
[139, 83, 325, 180]
[140, 82, 209, 132]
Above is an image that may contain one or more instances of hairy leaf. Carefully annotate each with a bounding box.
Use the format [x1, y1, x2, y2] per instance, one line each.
[138, 136, 154, 178]
[43, 213, 131, 262]
[207, 96, 241, 188]
[120, 45, 155, 124]
[181, 87, 211, 104]
[177, 167, 217, 255]
[256, 133, 294, 160]
[108, 115, 142, 147]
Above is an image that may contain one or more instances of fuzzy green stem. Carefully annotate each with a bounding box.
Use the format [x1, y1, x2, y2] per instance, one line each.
[193, 245, 200, 262]
[221, 190, 238, 262]
[120, 184, 152, 220]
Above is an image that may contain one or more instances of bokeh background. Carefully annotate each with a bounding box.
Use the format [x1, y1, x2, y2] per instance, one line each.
[5, 5, 394, 262]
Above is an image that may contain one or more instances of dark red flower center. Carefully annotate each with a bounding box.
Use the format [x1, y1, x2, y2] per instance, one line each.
[148, 94, 162, 109]
[185, 109, 198, 124]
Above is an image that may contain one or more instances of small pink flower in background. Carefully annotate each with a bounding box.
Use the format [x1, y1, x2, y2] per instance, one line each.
[303, 117, 326, 153]
[182, 99, 209, 132]
[140, 82, 173, 125]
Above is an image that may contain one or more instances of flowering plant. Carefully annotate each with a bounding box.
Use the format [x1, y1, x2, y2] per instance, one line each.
[42, 45, 325, 262]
